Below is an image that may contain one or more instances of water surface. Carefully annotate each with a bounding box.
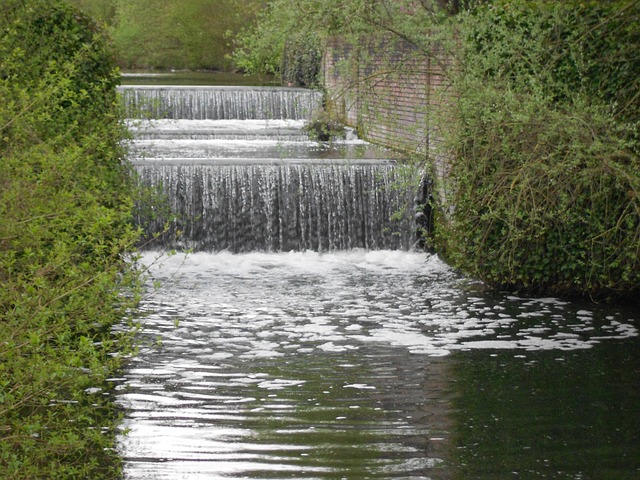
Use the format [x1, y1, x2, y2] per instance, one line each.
[117, 251, 639, 479]
[120, 71, 277, 86]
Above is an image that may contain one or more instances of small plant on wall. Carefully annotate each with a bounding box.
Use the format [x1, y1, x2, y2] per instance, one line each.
[303, 108, 346, 141]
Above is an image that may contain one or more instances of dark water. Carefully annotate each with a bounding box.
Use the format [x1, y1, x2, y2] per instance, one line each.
[454, 346, 640, 480]
[118, 86, 640, 479]
[117, 252, 639, 479]
[120, 70, 277, 86]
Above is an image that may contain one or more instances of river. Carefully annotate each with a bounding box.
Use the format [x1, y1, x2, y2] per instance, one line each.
[116, 83, 640, 479]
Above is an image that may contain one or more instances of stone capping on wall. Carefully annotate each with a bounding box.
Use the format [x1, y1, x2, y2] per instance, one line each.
[322, 33, 456, 211]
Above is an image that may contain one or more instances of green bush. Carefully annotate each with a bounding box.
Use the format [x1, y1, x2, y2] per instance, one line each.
[303, 109, 346, 141]
[0, 1, 141, 477]
[438, 0, 640, 299]
[281, 31, 322, 87]
[231, 0, 379, 82]
[108, 0, 260, 71]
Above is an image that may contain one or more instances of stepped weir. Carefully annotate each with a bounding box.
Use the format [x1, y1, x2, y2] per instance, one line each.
[121, 85, 426, 252]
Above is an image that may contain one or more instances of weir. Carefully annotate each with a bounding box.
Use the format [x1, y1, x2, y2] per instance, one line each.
[136, 162, 415, 252]
[126, 86, 424, 252]
[119, 85, 322, 120]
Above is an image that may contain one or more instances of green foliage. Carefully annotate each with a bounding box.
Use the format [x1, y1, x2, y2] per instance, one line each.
[231, 2, 290, 79]
[1, 0, 142, 477]
[107, 0, 261, 71]
[232, 0, 457, 87]
[231, 0, 380, 82]
[239, 0, 640, 299]
[303, 108, 346, 141]
[437, 0, 640, 299]
[67, 0, 263, 71]
[64, 0, 117, 26]
[281, 31, 323, 87]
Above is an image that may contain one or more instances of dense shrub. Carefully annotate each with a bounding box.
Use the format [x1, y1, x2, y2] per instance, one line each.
[281, 32, 322, 87]
[438, 0, 640, 299]
[0, 1, 141, 477]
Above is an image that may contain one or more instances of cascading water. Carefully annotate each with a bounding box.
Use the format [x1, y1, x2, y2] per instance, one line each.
[118, 85, 640, 480]
[122, 85, 422, 253]
[135, 162, 415, 252]
[120, 85, 322, 120]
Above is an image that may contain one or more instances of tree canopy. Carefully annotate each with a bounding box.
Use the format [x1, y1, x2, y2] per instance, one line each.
[68, 0, 263, 70]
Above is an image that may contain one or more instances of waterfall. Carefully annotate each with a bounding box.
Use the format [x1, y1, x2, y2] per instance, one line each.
[118, 86, 322, 120]
[135, 162, 416, 253]
[126, 86, 426, 252]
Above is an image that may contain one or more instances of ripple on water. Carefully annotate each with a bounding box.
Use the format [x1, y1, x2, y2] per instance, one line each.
[118, 251, 638, 479]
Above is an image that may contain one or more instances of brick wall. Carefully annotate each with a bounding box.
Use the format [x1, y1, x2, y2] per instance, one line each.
[324, 36, 452, 150]
[322, 35, 455, 209]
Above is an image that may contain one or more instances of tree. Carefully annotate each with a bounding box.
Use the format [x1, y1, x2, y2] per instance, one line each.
[231, 0, 460, 83]
[64, 0, 117, 25]
[109, 0, 262, 70]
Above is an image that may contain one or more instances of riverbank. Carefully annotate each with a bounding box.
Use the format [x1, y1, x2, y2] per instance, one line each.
[0, 2, 142, 477]
[315, 2, 640, 301]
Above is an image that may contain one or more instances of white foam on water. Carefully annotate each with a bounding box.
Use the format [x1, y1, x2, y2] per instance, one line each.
[134, 250, 638, 358]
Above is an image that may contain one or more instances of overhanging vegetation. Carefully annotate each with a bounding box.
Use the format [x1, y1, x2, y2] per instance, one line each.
[0, 1, 142, 477]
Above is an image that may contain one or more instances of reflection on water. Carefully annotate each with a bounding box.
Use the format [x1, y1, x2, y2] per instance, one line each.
[117, 251, 639, 479]
[120, 85, 639, 478]
[454, 345, 640, 480]
[120, 70, 277, 87]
